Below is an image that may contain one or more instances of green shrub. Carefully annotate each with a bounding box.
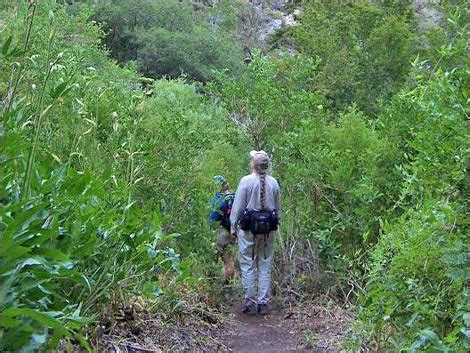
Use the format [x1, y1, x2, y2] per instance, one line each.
[357, 24, 469, 350]
[93, 0, 244, 81]
[1, 2, 243, 350]
[289, 1, 416, 114]
[359, 200, 468, 352]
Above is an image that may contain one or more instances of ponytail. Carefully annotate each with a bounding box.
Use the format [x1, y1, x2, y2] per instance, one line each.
[260, 172, 267, 210]
[255, 163, 268, 210]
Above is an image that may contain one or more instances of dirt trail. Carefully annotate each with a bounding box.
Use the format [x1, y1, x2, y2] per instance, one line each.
[220, 300, 317, 353]
[91, 290, 352, 352]
[217, 295, 355, 353]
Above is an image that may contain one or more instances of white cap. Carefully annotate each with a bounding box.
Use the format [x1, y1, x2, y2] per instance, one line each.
[250, 150, 269, 165]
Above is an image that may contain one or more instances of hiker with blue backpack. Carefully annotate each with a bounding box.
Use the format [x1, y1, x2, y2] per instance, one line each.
[209, 175, 236, 280]
[230, 151, 280, 315]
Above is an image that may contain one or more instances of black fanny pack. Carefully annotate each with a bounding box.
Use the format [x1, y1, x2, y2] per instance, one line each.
[240, 208, 279, 235]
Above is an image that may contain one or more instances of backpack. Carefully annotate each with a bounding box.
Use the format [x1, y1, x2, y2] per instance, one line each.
[219, 193, 235, 232]
[240, 208, 279, 260]
[240, 208, 279, 235]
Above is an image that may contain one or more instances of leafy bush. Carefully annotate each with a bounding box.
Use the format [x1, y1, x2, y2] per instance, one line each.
[356, 16, 469, 350]
[360, 200, 468, 352]
[92, 0, 244, 81]
[1, 1, 243, 350]
[289, 1, 416, 113]
[130, 77, 248, 260]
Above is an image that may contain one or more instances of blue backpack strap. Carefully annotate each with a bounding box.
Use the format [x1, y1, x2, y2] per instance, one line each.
[209, 193, 224, 222]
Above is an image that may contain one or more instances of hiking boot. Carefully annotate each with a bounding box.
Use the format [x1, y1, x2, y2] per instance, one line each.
[243, 301, 257, 316]
[258, 303, 270, 315]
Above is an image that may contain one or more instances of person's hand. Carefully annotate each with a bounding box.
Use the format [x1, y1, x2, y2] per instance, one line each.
[230, 232, 237, 244]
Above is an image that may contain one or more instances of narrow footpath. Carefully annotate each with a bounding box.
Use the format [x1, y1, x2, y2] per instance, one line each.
[221, 300, 303, 352]
[219, 298, 353, 352]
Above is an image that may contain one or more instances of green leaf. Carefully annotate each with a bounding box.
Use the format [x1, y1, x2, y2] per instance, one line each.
[49, 81, 71, 99]
[406, 312, 419, 327]
[57, 269, 91, 290]
[36, 248, 69, 261]
[0, 308, 68, 337]
[2, 35, 12, 55]
[2, 245, 31, 261]
[0, 275, 15, 306]
[6, 47, 24, 59]
[0, 315, 21, 328]
[3, 204, 47, 238]
[72, 332, 92, 352]
[463, 312, 470, 326]
[20, 258, 44, 268]
[32, 333, 47, 344]
[412, 329, 440, 349]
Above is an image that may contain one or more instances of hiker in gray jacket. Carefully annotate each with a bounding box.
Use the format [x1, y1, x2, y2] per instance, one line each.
[230, 150, 281, 315]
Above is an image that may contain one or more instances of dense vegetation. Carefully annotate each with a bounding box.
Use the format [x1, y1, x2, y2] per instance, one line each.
[1, 0, 469, 351]
[90, 0, 245, 82]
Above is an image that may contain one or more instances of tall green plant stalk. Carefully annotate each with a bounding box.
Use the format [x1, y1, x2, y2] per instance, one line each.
[125, 115, 142, 205]
[3, 2, 37, 118]
[22, 27, 57, 198]
[126, 130, 135, 205]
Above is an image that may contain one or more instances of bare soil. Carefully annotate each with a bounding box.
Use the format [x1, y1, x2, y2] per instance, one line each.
[221, 300, 307, 352]
[219, 299, 352, 352]
[284, 302, 354, 352]
[87, 288, 354, 352]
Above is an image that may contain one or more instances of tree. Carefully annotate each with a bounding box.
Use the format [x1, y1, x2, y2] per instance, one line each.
[93, 0, 244, 81]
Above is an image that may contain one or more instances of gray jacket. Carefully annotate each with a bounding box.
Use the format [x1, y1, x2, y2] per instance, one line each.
[230, 173, 281, 233]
